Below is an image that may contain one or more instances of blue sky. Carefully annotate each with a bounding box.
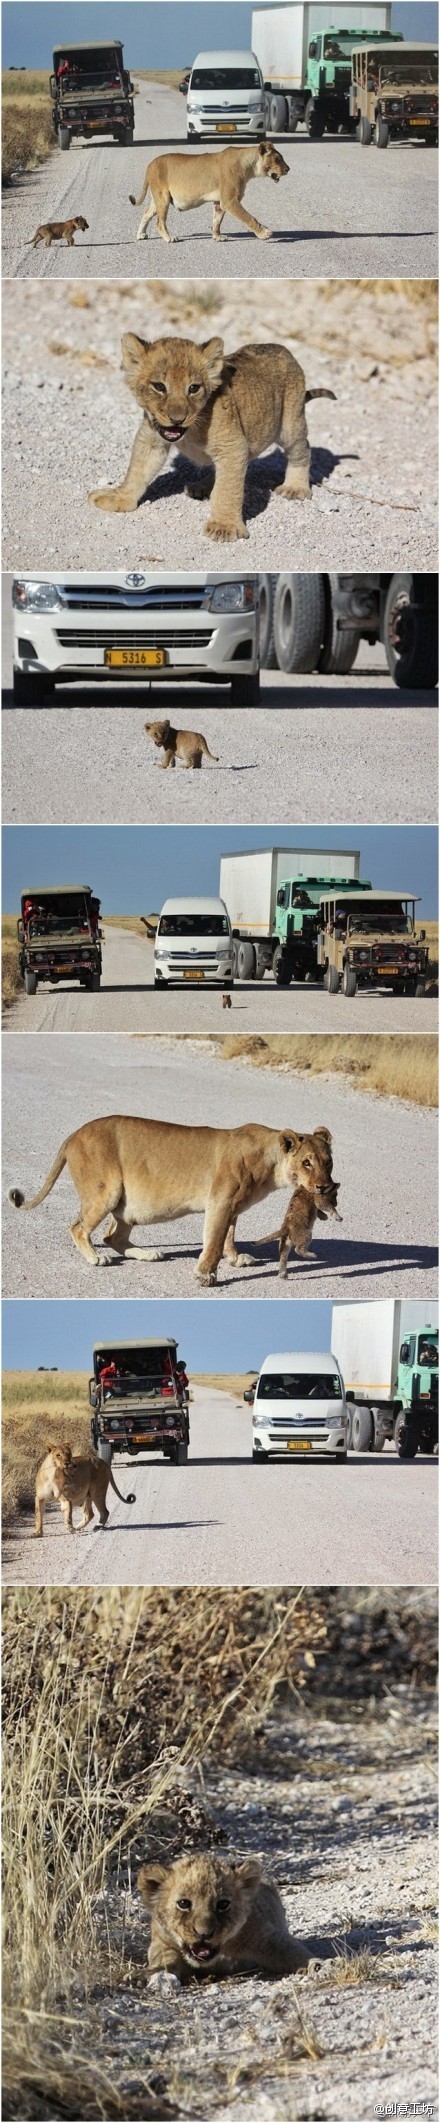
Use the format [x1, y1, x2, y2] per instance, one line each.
[2, 1297, 334, 1370]
[2, 825, 437, 915]
[3, 3, 438, 70]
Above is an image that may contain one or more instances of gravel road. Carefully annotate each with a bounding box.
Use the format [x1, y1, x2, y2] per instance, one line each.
[4, 1380, 437, 1590]
[3, 1034, 437, 1301]
[5, 921, 437, 1036]
[3, 76, 437, 283]
[3, 596, 437, 827]
[3, 277, 437, 572]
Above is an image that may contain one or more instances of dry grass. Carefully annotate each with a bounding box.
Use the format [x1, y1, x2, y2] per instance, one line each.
[135, 69, 190, 93]
[219, 1033, 438, 1109]
[103, 914, 159, 936]
[2, 1371, 90, 1525]
[2, 916, 21, 1011]
[2, 75, 54, 184]
[194, 1373, 256, 1398]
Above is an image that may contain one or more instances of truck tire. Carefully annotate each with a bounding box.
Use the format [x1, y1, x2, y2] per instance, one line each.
[58, 127, 70, 150]
[268, 94, 287, 132]
[90, 974, 101, 991]
[374, 115, 389, 148]
[237, 941, 256, 981]
[359, 114, 372, 145]
[175, 1441, 188, 1464]
[258, 575, 277, 667]
[305, 98, 325, 138]
[383, 575, 438, 690]
[24, 969, 37, 995]
[318, 586, 359, 675]
[123, 127, 134, 146]
[325, 963, 339, 994]
[273, 575, 326, 673]
[415, 981, 426, 997]
[288, 108, 300, 133]
[230, 674, 260, 706]
[351, 1406, 373, 1452]
[13, 669, 51, 706]
[342, 964, 357, 997]
[272, 947, 291, 987]
[98, 1439, 112, 1462]
[394, 1414, 418, 1459]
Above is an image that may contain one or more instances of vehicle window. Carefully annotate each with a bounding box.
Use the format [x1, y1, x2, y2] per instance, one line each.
[418, 1339, 438, 1368]
[257, 1373, 342, 1400]
[158, 914, 229, 936]
[190, 68, 261, 91]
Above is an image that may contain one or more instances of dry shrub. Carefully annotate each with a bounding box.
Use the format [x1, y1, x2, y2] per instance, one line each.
[219, 1032, 438, 1109]
[2, 918, 21, 1010]
[2, 101, 54, 184]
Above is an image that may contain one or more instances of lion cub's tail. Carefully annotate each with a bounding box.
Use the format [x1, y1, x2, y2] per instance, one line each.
[129, 177, 151, 207]
[252, 1227, 281, 1248]
[200, 738, 219, 762]
[8, 1139, 69, 1212]
[305, 388, 336, 403]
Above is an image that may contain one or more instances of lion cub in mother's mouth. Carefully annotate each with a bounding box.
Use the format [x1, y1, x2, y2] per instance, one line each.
[145, 718, 219, 769]
[256, 1177, 342, 1276]
[139, 1851, 309, 1982]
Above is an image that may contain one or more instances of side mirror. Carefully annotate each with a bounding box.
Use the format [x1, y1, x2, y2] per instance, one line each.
[244, 1383, 257, 1404]
[309, 41, 317, 59]
[400, 1342, 409, 1364]
[179, 80, 188, 93]
[276, 888, 285, 906]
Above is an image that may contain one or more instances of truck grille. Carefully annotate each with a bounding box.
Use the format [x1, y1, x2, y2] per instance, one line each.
[55, 628, 213, 650]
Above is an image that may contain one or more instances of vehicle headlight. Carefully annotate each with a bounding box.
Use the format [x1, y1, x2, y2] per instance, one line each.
[216, 944, 231, 957]
[13, 580, 62, 612]
[326, 1411, 343, 1427]
[252, 1410, 271, 1426]
[208, 582, 256, 612]
[155, 946, 169, 957]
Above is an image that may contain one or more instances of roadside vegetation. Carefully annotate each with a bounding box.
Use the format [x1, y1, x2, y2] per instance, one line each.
[2, 1371, 90, 1525]
[2, 917, 21, 1010]
[220, 1033, 438, 1109]
[2, 71, 54, 186]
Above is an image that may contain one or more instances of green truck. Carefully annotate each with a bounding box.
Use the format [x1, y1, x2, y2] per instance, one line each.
[332, 1303, 438, 1458]
[251, 6, 402, 136]
[219, 849, 430, 994]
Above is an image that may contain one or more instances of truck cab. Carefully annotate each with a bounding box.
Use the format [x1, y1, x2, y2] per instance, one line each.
[397, 1330, 438, 1456]
[18, 885, 102, 995]
[273, 870, 364, 987]
[89, 1339, 190, 1464]
[316, 890, 428, 997]
[50, 40, 134, 150]
[350, 41, 438, 147]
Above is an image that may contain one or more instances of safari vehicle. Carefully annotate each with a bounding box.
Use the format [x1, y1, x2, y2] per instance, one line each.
[17, 886, 102, 995]
[50, 39, 134, 150]
[350, 41, 438, 146]
[316, 889, 429, 996]
[89, 1339, 190, 1464]
[12, 573, 260, 707]
[248, 1352, 348, 1461]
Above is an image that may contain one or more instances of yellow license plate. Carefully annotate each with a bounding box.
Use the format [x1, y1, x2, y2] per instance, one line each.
[184, 969, 204, 980]
[216, 122, 237, 131]
[411, 115, 429, 123]
[104, 648, 166, 668]
[288, 1440, 311, 1451]
[132, 1432, 154, 1442]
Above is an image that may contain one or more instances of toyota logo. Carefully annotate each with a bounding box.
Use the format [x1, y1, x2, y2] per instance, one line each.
[125, 572, 147, 587]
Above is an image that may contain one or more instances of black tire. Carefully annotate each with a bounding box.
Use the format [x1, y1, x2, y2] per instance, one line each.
[258, 575, 277, 668]
[383, 575, 438, 690]
[334, 1452, 348, 1463]
[13, 669, 51, 706]
[359, 114, 372, 145]
[374, 115, 389, 148]
[415, 981, 426, 998]
[305, 97, 325, 138]
[90, 974, 101, 991]
[326, 963, 339, 994]
[269, 94, 287, 133]
[394, 1414, 418, 1460]
[272, 947, 291, 988]
[98, 1439, 112, 1463]
[288, 109, 300, 133]
[273, 574, 326, 673]
[252, 1448, 268, 1461]
[351, 1406, 373, 1452]
[24, 969, 37, 995]
[318, 585, 359, 675]
[237, 941, 256, 981]
[342, 964, 357, 997]
[326, 115, 339, 134]
[123, 127, 134, 146]
[154, 977, 168, 988]
[175, 1441, 188, 1465]
[230, 674, 260, 706]
[58, 126, 70, 150]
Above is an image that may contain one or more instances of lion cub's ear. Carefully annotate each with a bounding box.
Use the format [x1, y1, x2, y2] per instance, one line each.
[121, 332, 151, 378]
[138, 1863, 167, 1904]
[235, 1858, 262, 1889]
[201, 337, 226, 389]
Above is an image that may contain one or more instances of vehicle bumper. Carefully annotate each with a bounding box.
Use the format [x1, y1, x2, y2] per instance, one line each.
[253, 1427, 348, 1458]
[187, 111, 266, 135]
[155, 957, 234, 984]
[13, 611, 258, 684]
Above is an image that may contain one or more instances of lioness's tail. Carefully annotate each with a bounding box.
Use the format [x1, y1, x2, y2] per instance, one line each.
[8, 1140, 69, 1212]
[109, 1469, 136, 1505]
[305, 388, 336, 403]
[129, 176, 150, 207]
[201, 738, 219, 761]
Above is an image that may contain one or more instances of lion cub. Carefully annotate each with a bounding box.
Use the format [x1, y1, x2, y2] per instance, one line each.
[89, 333, 335, 542]
[130, 139, 288, 244]
[34, 1442, 135, 1536]
[28, 216, 89, 248]
[145, 718, 218, 770]
[139, 1852, 309, 1982]
[258, 1177, 342, 1277]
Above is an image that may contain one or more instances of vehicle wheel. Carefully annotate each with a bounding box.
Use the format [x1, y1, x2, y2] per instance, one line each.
[175, 1441, 188, 1464]
[318, 585, 359, 674]
[342, 964, 357, 997]
[154, 977, 168, 988]
[272, 947, 291, 987]
[237, 941, 256, 981]
[13, 669, 51, 706]
[258, 575, 277, 667]
[383, 574, 438, 689]
[305, 97, 325, 138]
[24, 969, 37, 995]
[359, 114, 372, 145]
[252, 1448, 268, 1460]
[423, 1438, 436, 1454]
[326, 115, 339, 134]
[394, 1414, 418, 1459]
[273, 574, 326, 673]
[288, 109, 300, 133]
[123, 127, 134, 146]
[334, 1451, 348, 1462]
[255, 947, 269, 980]
[90, 974, 101, 991]
[351, 1407, 373, 1452]
[327, 964, 339, 994]
[269, 94, 287, 132]
[230, 674, 260, 706]
[98, 1439, 112, 1462]
[415, 981, 426, 997]
[58, 126, 70, 150]
[374, 115, 389, 148]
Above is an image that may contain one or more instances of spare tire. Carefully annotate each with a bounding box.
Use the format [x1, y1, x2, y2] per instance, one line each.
[273, 575, 326, 673]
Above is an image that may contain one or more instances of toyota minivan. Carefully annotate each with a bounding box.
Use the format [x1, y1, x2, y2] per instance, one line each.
[186, 50, 267, 137]
[154, 897, 234, 988]
[251, 1351, 348, 1461]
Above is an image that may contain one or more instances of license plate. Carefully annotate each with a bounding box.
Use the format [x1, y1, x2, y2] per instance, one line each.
[216, 123, 237, 131]
[132, 1432, 154, 1442]
[411, 115, 429, 123]
[184, 969, 205, 980]
[104, 648, 166, 668]
[288, 1440, 311, 1452]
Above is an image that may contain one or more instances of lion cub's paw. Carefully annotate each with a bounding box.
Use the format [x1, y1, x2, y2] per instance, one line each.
[89, 489, 134, 513]
[205, 517, 249, 543]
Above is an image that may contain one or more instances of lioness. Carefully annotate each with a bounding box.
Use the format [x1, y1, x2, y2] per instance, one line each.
[139, 1851, 309, 1981]
[129, 140, 289, 244]
[145, 719, 218, 769]
[27, 216, 89, 248]
[89, 334, 335, 541]
[254, 1176, 342, 1275]
[9, 1116, 333, 1285]
[34, 1442, 136, 1536]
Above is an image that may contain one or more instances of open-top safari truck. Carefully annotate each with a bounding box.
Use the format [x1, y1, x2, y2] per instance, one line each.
[50, 39, 134, 149]
[89, 1338, 190, 1464]
[18, 886, 102, 995]
[316, 889, 429, 996]
[350, 40, 438, 146]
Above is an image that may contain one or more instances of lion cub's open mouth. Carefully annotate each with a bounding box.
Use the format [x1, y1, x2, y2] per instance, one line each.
[153, 418, 187, 442]
[186, 1941, 218, 1964]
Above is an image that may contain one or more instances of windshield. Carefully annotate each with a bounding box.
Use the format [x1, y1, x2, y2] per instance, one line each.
[324, 33, 381, 59]
[158, 913, 229, 937]
[347, 903, 411, 935]
[25, 895, 92, 933]
[95, 1347, 176, 1380]
[257, 1372, 342, 1400]
[379, 52, 438, 84]
[190, 67, 261, 90]
[418, 1338, 438, 1368]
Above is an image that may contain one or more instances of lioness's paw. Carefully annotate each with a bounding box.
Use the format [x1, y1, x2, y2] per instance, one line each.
[205, 518, 249, 542]
[257, 227, 272, 238]
[89, 489, 134, 513]
[194, 1264, 218, 1286]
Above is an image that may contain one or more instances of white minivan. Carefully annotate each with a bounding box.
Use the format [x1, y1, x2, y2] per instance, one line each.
[154, 897, 234, 988]
[186, 50, 267, 138]
[250, 1351, 348, 1461]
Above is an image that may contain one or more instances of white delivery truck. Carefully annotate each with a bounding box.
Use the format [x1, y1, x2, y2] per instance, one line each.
[186, 49, 267, 138]
[219, 845, 359, 982]
[249, 1350, 348, 1460]
[251, 3, 394, 134]
[154, 897, 234, 988]
[331, 1301, 439, 1458]
[257, 572, 439, 689]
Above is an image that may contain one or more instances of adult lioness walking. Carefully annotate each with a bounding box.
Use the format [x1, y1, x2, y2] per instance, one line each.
[9, 1115, 333, 1285]
[129, 140, 289, 243]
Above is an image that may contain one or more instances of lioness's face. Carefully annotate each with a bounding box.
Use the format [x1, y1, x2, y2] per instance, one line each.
[277, 1127, 333, 1194]
[121, 333, 226, 444]
[140, 1854, 261, 1968]
[145, 720, 170, 747]
[256, 142, 289, 181]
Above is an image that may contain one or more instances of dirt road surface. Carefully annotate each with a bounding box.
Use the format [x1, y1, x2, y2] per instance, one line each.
[3, 1034, 437, 1301]
[3, 278, 437, 572]
[3, 76, 437, 283]
[3, 1381, 437, 1590]
[3, 595, 437, 826]
[5, 921, 437, 1035]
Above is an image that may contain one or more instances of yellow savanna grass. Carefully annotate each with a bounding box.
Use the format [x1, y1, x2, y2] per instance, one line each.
[220, 1033, 438, 1109]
